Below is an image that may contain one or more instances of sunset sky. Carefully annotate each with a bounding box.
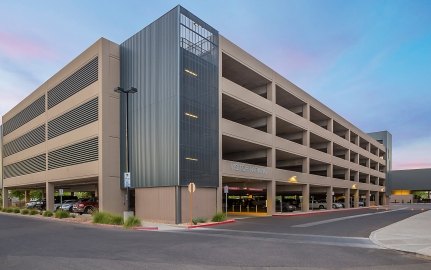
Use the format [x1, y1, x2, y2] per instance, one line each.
[1, 0, 430, 170]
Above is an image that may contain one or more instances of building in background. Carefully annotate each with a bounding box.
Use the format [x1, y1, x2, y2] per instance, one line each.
[2, 6, 389, 222]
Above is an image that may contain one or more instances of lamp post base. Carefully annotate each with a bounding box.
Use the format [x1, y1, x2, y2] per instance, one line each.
[123, 211, 134, 221]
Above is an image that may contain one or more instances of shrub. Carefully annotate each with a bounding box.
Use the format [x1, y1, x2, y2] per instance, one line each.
[5, 208, 13, 213]
[21, 209, 30, 215]
[1, 208, 6, 212]
[192, 217, 207, 225]
[30, 209, 39, 215]
[13, 208, 20, 213]
[211, 212, 227, 222]
[124, 216, 141, 228]
[93, 212, 124, 225]
[54, 210, 70, 219]
[43, 211, 53, 217]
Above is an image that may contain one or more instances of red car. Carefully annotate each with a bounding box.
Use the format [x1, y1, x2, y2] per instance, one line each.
[72, 198, 98, 215]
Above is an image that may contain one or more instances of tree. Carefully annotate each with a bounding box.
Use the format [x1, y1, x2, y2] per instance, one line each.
[30, 190, 43, 200]
[10, 190, 25, 201]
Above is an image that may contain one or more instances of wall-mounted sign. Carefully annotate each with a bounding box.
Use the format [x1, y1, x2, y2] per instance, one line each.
[124, 172, 131, 188]
[231, 163, 267, 175]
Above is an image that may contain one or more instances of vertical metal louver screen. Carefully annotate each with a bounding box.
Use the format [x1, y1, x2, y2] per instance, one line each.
[2, 95, 45, 136]
[3, 154, 46, 179]
[48, 98, 98, 139]
[3, 124, 45, 157]
[48, 57, 98, 109]
[48, 137, 98, 170]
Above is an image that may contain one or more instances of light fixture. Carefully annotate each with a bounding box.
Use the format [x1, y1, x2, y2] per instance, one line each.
[185, 157, 198, 161]
[288, 176, 298, 183]
[185, 112, 198, 119]
[352, 184, 357, 189]
[184, 69, 198, 77]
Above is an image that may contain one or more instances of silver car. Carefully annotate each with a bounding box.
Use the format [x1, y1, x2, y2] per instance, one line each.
[57, 200, 77, 212]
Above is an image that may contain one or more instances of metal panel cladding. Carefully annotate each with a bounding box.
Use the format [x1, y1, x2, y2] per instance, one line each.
[120, 7, 180, 187]
[179, 7, 219, 187]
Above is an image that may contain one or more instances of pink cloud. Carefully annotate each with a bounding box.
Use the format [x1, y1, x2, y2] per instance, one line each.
[392, 162, 431, 170]
[0, 32, 57, 59]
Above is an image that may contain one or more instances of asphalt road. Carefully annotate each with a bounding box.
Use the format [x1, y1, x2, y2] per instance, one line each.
[0, 208, 430, 270]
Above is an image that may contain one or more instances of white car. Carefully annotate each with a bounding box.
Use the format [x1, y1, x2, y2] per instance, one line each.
[310, 200, 343, 209]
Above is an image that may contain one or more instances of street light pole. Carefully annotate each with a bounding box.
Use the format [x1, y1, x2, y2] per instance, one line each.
[115, 87, 137, 212]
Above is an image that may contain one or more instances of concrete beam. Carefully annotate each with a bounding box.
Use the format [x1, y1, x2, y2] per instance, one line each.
[243, 117, 267, 130]
[224, 150, 267, 161]
[276, 159, 304, 167]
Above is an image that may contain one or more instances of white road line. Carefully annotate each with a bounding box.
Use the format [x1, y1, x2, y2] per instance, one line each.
[292, 207, 408, 228]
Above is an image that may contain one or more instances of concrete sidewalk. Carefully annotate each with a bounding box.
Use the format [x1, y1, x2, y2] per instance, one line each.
[370, 210, 431, 257]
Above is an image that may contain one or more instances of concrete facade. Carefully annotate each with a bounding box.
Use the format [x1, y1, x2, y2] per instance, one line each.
[1, 5, 388, 222]
[1, 38, 126, 214]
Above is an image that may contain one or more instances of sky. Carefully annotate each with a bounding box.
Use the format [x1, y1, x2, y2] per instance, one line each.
[0, 0, 430, 170]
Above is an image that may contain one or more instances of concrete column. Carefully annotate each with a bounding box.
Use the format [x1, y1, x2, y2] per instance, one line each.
[303, 104, 310, 120]
[266, 180, 276, 215]
[345, 168, 350, 180]
[366, 158, 370, 168]
[267, 148, 275, 167]
[344, 189, 350, 208]
[354, 171, 359, 182]
[326, 186, 333, 210]
[346, 130, 351, 141]
[346, 150, 350, 161]
[301, 184, 310, 212]
[267, 82, 276, 103]
[327, 141, 333, 155]
[267, 114, 275, 134]
[25, 190, 30, 203]
[374, 191, 380, 206]
[217, 186, 222, 213]
[366, 190, 371, 207]
[366, 175, 370, 184]
[382, 194, 388, 205]
[327, 164, 333, 178]
[46, 182, 54, 211]
[353, 189, 359, 208]
[302, 157, 310, 174]
[303, 130, 310, 147]
[2, 188, 10, 208]
[328, 119, 334, 132]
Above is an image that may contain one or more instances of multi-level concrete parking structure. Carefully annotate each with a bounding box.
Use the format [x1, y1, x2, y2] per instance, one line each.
[1, 6, 389, 223]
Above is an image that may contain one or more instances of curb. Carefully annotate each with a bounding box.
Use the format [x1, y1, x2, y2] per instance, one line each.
[272, 206, 381, 217]
[187, 219, 236, 229]
[134, 226, 159, 231]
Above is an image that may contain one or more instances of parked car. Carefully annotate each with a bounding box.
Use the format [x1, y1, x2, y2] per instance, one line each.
[276, 201, 297, 212]
[58, 200, 78, 212]
[72, 198, 98, 215]
[310, 200, 342, 210]
[54, 196, 78, 210]
[25, 199, 39, 209]
[31, 199, 46, 210]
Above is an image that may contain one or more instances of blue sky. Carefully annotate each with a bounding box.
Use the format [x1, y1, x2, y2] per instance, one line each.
[1, 0, 430, 170]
